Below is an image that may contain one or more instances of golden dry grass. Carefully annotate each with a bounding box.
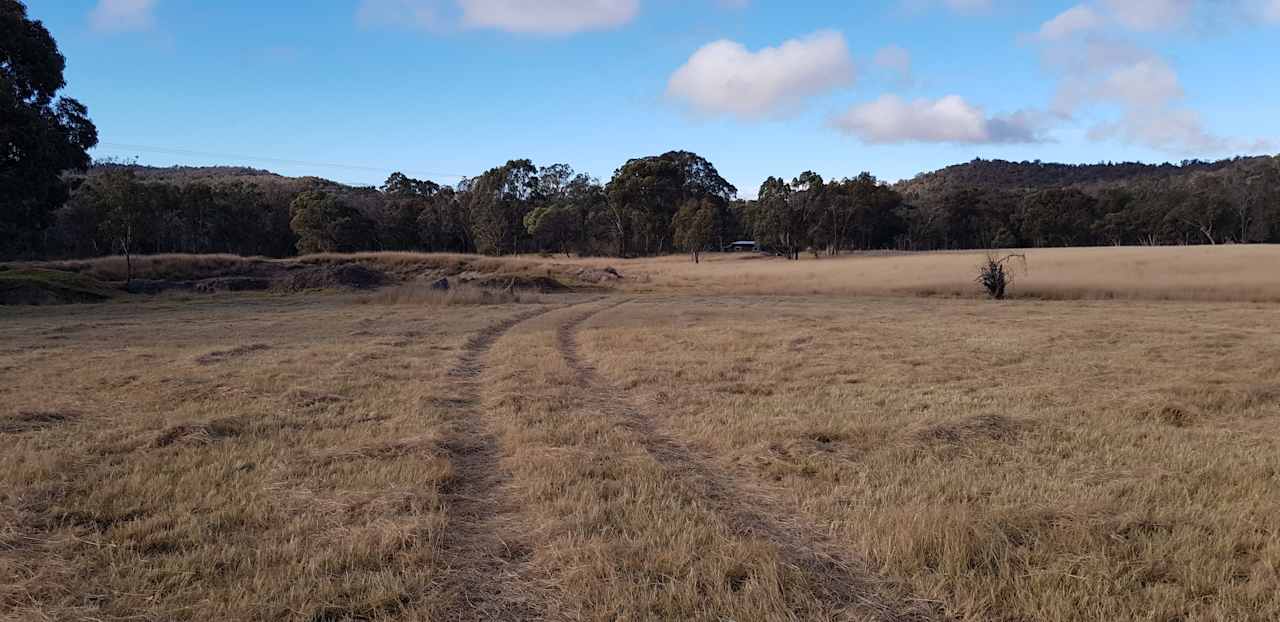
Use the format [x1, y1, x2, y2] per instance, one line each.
[570, 244, 1280, 302]
[576, 296, 1280, 621]
[4, 246, 1280, 620]
[19, 244, 1280, 302]
[0, 293, 556, 620]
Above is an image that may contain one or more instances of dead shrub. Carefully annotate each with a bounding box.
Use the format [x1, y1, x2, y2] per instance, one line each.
[1153, 404, 1197, 428]
[153, 419, 243, 447]
[917, 414, 1022, 445]
[976, 253, 1027, 300]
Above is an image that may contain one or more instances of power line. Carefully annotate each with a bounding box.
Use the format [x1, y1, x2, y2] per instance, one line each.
[94, 142, 469, 180]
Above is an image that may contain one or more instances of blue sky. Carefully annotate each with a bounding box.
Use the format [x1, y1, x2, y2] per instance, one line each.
[28, 0, 1280, 195]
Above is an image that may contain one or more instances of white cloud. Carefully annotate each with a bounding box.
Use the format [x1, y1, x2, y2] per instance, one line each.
[1036, 5, 1104, 40]
[1097, 58, 1183, 106]
[832, 95, 1043, 144]
[944, 0, 993, 10]
[1265, 0, 1280, 21]
[1030, 4, 1269, 154]
[1101, 0, 1194, 31]
[90, 0, 155, 33]
[872, 45, 913, 84]
[1089, 108, 1271, 153]
[666, 31, 856, 120]
[902, 0, 993, 13]
[457, 0, 638, 34]
[356, 0, 441, 31]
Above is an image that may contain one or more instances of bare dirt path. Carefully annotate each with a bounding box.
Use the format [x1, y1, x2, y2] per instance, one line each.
[433, 299, 595, 621]
[555, 300, 948, 622]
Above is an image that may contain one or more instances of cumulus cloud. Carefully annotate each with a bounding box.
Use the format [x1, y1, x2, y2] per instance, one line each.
[356, 0, 441, 31]
[1097, 58, 1183, 106]
[1090, 109, 1272, 153]
[356, 0, 643, 34]
[1036, 5, 1104, 40]
[901, 0, 993, 13]
[944, 0, 993, 11]
[457, 0, 638, 34]
[1265, 0, 1280, 21]
[872, 45, 913, 84]
[832, 95, 1044, 144]
[1030, 2, 1270, 154]
[666, 31, 856, 120]
[1101, 0, 1194, 31]
[90, 0, 156, 33]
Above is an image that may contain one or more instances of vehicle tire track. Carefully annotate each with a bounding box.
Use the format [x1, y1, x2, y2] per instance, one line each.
[434, 299, 595, 621]
[556, 300, 948, 622]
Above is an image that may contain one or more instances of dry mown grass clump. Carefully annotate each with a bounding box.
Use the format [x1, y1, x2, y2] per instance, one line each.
[577, 296, 1280, 621]
[0, 294, 544, 620]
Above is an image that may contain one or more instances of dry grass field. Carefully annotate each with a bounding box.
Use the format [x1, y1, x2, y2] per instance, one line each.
[3, 246, 1279, 621]
[566, 244, 1280, 302]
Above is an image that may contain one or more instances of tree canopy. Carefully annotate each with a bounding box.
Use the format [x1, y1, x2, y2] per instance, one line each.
[1, 0, 98, 257]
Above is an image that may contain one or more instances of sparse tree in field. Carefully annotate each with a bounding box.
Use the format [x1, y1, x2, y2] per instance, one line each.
[671, 198, 719, 263]
[93, 170, 149, 285]
[1, 0, 98, 258]
[289, 191, 375, 254]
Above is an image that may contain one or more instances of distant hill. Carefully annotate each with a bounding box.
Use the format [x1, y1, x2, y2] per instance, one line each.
[81, 163, 361, 194]
[893, 156, 1273, 201]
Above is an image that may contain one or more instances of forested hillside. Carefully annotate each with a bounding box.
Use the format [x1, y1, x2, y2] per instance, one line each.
[22, 153, 1274, 262]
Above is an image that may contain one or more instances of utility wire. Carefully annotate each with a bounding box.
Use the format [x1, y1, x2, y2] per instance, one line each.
[94, 142, 469, 180]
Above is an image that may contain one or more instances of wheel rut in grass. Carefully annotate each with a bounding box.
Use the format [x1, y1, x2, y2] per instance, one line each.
[435, 300, 593, 621]
[555, 300, 948, 622]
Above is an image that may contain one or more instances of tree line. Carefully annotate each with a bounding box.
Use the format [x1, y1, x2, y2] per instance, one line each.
[31, 151, 1277, 263]
[6, 0, 1280, 262]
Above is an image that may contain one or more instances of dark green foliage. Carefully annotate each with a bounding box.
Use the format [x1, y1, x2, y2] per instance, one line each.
[464, 159, 538, 256]
[671, 199, 721, 263]
[1, 0, 98, 258]
[605, 151, 736, 256]
[289, 191, 375, 254]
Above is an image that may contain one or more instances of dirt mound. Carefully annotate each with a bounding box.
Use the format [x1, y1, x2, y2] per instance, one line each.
[917, 414, 1022, 445]
[194, 277, 271, 293]
[153, 418, 243, 447]
[125, 279, 196, 294]
[278, 264, 387, 291]
[575, 267, 623, 283]
[0, 268, 115, 305]
[196, 343, 271, 365]
[1, 410, 82, 434]
[462, 274, 568, 292]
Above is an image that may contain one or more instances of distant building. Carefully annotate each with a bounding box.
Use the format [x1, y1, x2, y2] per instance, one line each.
[725, 240, 758, 252]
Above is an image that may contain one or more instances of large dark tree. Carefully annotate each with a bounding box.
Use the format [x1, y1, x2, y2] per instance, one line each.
[606, 151, 736, 256]
[1, 0, 98, 258]
[289, 191, 375, 254]
[463, 159, 538, 255]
